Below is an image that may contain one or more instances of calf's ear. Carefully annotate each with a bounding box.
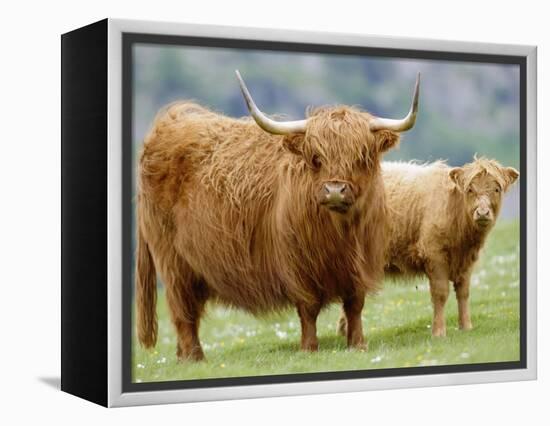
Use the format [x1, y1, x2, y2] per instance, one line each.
[449, 167, 464, 190]
[503, 167, 519, 189]
[376, 130, 400, 153]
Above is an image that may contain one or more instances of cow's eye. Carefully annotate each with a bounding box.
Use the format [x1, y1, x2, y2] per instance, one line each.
[495, 187, 501, 193]
[311, 155, 322, 170]
[468, 188, 474, 194]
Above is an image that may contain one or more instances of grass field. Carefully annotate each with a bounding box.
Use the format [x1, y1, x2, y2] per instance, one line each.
[132, 220, 520, 383]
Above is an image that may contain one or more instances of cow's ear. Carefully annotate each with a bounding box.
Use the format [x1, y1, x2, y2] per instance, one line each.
[503, 167, 519, 189]
[449, 167, 464, 190]
[282, 134, 304, 156]
[376, 130, 400, 153]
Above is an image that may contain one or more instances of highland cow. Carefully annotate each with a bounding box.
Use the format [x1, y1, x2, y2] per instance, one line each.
[338, 157, 519, 337]
[136, 71, 420, 360]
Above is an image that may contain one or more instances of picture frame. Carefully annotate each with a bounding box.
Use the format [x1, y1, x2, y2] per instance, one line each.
[61, 18, 537, 407]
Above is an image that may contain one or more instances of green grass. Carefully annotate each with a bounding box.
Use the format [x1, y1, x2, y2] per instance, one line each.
[132, 220, 520, 383]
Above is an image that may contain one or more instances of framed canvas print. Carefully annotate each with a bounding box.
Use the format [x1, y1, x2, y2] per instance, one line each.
[61, 18, 537, 407]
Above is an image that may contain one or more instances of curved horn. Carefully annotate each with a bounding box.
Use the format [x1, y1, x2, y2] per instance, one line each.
[235, 70, 307, 135]
[370, 73, 420, 132]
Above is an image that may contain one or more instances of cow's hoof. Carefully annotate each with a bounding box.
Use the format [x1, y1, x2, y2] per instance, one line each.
[301, 342, 319, 352]
[177, 353, 205, 362]
[459, 323, 473, 331]
[348, 342, 368, 352]
[177, 347, 205, 362]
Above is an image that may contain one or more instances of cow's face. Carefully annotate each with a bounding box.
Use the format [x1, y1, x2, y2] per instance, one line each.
[449, 158, 519, 230]
[235, 70, 420, 215]
[283, 107, 400, 215]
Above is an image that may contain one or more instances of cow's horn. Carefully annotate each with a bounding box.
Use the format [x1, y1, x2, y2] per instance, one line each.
[235, 70, 307, 135]
[370, 73, 420, 132]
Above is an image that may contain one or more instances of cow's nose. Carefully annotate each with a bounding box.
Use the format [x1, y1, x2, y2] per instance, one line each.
[318, 181, 355, 213]
[324, 181, 348, 197]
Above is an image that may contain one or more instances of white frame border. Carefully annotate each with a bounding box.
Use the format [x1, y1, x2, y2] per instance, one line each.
[107, 18, 537, 407]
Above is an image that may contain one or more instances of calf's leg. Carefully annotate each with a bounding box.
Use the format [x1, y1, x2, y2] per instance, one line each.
[343, 292, 367, 350]
[336, 309, 347, 336]
[297, 302, 321, 351]
[428, 272, 450, 337]
[454, 273, 473, 330]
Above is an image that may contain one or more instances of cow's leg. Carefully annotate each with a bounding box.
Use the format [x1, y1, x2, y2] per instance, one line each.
[297, 302, 321, 352]
[454, 272, 473, 331]
[343, 291, 367, 350]
[164, 265, 208, 362]
[173, 317, 204, 362]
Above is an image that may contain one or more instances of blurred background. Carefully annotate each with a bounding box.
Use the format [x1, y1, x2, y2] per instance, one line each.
[133, 43, 520, 218]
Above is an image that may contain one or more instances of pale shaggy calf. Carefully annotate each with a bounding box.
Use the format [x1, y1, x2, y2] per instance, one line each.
[339, 157, 519, 337]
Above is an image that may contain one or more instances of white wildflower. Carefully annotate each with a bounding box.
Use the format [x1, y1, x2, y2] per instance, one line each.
[275, 330, 288, 340]
[371, 355, 383, 363]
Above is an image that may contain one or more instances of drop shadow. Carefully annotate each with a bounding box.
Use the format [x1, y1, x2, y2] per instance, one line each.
[38, 376, 61, 390]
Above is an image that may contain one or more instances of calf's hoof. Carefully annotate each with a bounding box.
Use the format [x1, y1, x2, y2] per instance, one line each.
[431, 327, 446, 338]
[337, 319, 347, 336]
[337, 324, 347, 337]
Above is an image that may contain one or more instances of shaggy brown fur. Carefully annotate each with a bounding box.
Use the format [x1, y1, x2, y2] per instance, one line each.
[338, 157, 519, 337]
[136, 101, 402, 360]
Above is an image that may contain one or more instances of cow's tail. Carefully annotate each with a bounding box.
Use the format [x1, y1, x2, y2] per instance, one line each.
[136, 225, 158, 349]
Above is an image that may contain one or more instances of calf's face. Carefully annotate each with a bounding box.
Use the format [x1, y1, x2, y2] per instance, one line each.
[449, 158, 519, 230]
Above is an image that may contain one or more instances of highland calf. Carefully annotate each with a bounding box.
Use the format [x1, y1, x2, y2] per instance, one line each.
[136, 72, 421, 360]
[338, 157, 519, 337]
